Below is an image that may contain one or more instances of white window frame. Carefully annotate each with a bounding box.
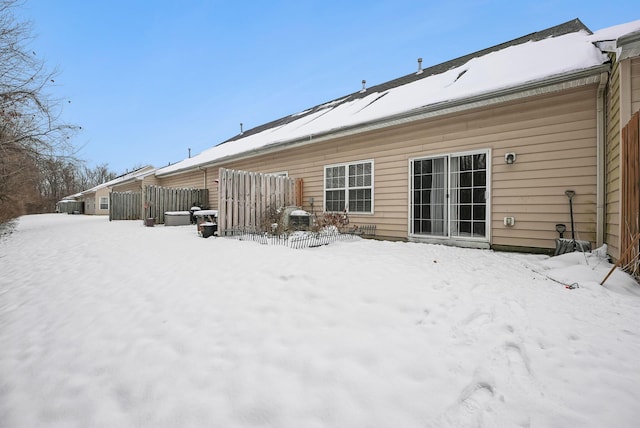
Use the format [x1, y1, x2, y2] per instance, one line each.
[324, 159, 374, 214]
[99, 196, 109, 210]
[408, 149, 491, 247]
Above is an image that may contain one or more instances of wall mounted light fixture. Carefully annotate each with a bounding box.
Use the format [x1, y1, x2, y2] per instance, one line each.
[505, 152, 516, 164]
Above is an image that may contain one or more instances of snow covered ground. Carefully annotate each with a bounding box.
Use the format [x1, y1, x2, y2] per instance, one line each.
[1, 214, 639, 428]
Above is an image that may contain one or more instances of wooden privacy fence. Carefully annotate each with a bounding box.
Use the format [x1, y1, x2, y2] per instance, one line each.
[620, 110, 640, 273]
[109, 192, 142, 221]
[218, 168, 298, 235]
[144, 185, 209, 224]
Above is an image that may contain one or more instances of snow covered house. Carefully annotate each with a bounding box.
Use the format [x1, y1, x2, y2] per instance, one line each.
[75, 166, 156, 216]
[153, 18, 640, 258]
[109, 166, 159, 194]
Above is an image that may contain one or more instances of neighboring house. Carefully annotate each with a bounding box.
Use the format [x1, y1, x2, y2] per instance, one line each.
[56, 194, 83, 214]
[110, 167, 159, 194]
[74, 166, 156, 216]
[153, 18, 640, 257]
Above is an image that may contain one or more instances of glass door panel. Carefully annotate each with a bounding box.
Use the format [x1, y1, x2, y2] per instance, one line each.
[450, 153, 487, 238]
[411, 157, 447, 236]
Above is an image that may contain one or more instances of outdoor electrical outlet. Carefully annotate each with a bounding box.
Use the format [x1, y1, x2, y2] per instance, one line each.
[504, 216, 515, 227]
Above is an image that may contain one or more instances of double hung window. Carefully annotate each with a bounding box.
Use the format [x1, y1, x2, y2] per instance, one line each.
[324, 160, 373, 213]
[99, 196, 109, 210]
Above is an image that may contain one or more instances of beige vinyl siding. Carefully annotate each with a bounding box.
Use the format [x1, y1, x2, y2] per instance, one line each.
[175, 85, 598, 249]
[112, 181, 141, 193]
[95, 188, 110, 215]
[156, 169, 213, 207]
[605, 58, 622, 259]
[632, 58, 640, 113]
[112, 175, 160, 193]
[605, 57, 640, 260]
[80, 193, 95, 215]
[144, 174, 160, 187]
[481, 89, 597, 249]
[157, 169, 206, 189]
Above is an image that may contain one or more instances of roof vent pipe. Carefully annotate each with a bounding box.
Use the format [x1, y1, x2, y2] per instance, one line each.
[188, 147, 191, 158]
[360, 79, 366, 93]
[417, 57, 423, 74]
[239, 122, 243, 135]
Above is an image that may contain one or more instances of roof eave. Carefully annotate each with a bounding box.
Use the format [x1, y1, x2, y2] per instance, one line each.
[618, 30, 640, 60]
[156, 64, 610, 178]
[112, 171, 156, 187]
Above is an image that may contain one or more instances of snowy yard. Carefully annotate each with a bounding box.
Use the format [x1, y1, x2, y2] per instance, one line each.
[1, 214, 640, 428]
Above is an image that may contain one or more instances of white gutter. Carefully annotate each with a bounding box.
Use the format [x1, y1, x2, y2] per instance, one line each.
[156, 65, 610, 178]
[596, 71, 608, 247]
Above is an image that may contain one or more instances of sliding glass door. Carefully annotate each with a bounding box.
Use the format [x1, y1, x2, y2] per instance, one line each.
[410, 151, 489, 240]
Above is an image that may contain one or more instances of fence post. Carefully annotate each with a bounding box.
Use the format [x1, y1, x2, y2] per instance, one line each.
[218, 169, 225, 235]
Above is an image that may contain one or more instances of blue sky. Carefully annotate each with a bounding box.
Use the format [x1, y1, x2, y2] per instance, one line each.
[14, 1, 639, 175]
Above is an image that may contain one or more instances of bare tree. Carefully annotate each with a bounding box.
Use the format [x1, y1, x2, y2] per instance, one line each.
[0, 0, 79, 221]
[85, 163, 117, 187]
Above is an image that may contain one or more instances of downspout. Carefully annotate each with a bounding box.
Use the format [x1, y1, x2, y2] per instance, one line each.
[596, 71, 608, 247]
[199, 166, 207, 189]
[198, 166, 207, 209]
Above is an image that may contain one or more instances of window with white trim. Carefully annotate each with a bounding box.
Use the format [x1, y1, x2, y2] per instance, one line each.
[324, 160, 373, 213]
[410, 150, 489, 239]
[99, 196, 109, 210]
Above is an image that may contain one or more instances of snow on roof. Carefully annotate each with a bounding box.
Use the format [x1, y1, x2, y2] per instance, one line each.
[77, 165, 156, 196]
[157, 20, 640, 177]
[588, 19, 640, 41]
